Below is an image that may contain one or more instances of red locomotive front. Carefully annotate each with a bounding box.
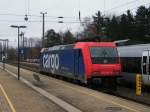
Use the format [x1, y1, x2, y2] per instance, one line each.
[75, 42, 122, 89]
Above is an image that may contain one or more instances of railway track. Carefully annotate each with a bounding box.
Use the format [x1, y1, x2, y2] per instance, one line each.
[5, 61, 150, 106]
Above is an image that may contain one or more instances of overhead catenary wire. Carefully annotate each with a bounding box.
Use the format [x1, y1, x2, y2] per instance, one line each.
[0, 0, 149, 24]
[117, 2, 150, 16]
[0, 1, 149, 23]
[103, 0, 106, 16]
[25, 0, 30, 15]
[0, 19, 85, 23]
[29, 20, 85, 23]
[0, 1, 142, 18]
[27, 0, 30, 15]
[0, 13, 78, 19]
[105, 0, 141, 13]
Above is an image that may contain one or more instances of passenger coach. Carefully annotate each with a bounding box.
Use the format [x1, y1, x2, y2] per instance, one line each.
[40, 42, 121, 89]
[118, 44, 150, 86]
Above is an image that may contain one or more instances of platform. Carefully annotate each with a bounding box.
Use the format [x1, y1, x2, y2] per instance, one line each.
[0, 63, 150, 112]
[0, 83, 13, 112]
[0, 69, 66, 112]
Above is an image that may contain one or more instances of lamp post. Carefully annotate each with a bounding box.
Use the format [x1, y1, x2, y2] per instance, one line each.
[10, 25, 26, 80]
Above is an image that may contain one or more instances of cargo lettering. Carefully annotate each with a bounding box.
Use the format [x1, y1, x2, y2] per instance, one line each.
[43, 54, 59, 72]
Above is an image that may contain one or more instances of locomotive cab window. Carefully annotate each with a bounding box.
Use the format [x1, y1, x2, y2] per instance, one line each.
[90, 47, 118, 64]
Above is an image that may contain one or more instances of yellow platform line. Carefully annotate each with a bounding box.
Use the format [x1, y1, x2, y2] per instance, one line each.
[0, 84, 16, 112]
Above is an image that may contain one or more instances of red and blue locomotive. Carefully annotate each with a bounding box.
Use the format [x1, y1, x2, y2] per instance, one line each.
[40, 42, 121, 89]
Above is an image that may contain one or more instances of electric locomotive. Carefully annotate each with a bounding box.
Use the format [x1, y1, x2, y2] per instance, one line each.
[40, 42, 122, 89]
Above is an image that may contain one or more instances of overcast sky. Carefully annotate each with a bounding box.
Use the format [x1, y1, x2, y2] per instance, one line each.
[0, 0, 150, 47]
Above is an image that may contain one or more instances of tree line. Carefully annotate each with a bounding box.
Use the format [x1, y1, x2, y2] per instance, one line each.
[44, 29, 76, 47]
[44, 5, 150, 47]
[81, 5, 150, 43]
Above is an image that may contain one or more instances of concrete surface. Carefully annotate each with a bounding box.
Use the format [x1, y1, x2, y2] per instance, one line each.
[1, 63, 150, 112]
[0, 84, 13, 112]
[0, 69, 66, 112]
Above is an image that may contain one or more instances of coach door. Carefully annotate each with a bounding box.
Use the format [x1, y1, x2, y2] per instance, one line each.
[142, 50, 150, 85]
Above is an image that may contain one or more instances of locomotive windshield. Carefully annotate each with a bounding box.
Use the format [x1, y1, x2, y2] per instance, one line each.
[90, 47, 118, 64]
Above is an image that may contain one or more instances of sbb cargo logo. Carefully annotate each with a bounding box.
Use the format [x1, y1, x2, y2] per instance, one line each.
[43, 54, 59, 73]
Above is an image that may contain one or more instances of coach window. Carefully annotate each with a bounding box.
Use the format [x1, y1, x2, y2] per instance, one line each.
[136, 58, 141, 73]
[149, 56, 150, 75]
[143, 56, 147, 74]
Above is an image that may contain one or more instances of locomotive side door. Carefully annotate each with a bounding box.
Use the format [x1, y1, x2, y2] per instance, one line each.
[74, 49, 79, 78]
[142, 50, 150, 85]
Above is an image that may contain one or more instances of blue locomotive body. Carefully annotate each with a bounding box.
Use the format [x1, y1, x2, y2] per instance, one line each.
[40, 49, 85, 82]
